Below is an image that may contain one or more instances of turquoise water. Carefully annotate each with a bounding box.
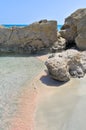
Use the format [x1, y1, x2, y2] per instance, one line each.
[1, 24, 62, 31]
[58, 25, 62, 31]
[2, 24, 27, 28]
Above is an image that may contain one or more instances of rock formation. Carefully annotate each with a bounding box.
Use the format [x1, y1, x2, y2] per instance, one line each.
[45, 49, 86, 82]
[0, 20, 57, 54]
[0, 8, 86, 82]
[50, 32, 66, 53]
[60, 8, 86, 50]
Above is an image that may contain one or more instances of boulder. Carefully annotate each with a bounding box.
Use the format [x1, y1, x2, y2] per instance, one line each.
[45, 49, 86, 82]
[0, 20, 57, 54]
[60, 8, 86, 50]
[45, 56, 70, 81]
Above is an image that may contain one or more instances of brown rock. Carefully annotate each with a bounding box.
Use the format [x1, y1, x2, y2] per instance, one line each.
[0, 20, 57, 54]
[60, 8, 86, 50]
[51, 32, 66, 53]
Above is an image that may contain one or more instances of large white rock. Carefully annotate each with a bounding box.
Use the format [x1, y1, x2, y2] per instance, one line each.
[45, 49, 86, 82]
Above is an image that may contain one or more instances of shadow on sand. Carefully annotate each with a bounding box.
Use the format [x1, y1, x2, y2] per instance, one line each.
[40, 73, 67, 87]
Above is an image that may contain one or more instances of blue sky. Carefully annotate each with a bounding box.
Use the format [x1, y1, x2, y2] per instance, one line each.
[0, 0, 86, 25]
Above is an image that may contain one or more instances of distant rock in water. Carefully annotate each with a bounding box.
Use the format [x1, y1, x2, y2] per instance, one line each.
[45, 49, 86, 82]
[0, 20, 57, 54]
[60, 8, 86, 50]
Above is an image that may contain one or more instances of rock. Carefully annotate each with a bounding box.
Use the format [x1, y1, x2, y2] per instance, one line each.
[45, 49, 86, 82]
[51, 32, 66, 53]
[0, 20, 57, 54]
[46, 56, 70, 81]
[60, 8, 86, 50]
[80, 51, 86, 73]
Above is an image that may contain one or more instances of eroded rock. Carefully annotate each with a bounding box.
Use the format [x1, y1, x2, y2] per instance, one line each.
[45, 49, 86, 82]
[51, 32, 66, 52]
[0, 20, 57, 54]
[60, 8, 86, 50]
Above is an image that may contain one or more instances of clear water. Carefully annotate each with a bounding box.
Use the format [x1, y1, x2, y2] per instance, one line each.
[0, 56, 45, 129]
[58, 25, 62, 31]
[2, 24, 28, 28]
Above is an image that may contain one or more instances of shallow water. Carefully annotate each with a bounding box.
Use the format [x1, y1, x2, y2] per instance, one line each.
[0, 56, 45, 129]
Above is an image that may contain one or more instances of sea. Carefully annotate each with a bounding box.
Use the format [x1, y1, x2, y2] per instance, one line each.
[1, 24, 62, 31]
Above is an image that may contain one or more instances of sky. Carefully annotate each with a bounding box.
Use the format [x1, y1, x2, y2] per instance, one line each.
[0, 0, 86, 25]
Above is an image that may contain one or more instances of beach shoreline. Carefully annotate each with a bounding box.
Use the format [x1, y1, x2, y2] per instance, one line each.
[0, 54, 86, 130]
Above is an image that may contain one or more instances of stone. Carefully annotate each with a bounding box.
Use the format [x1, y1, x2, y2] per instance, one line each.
[46, 56, 70, 81]
[0, 20, 57, 54]
[45, 49, 86, 82]
[60, 8, 86, 50]
[51, 32, 66, 53]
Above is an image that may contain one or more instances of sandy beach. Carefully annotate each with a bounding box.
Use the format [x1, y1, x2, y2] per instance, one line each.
[0, 55, 45, 130]
[0, 54, 86, 130]
[34, 71, 86, 130]
[0, 0, 85, 128]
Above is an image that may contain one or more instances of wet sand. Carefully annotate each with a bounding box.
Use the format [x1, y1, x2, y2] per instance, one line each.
[0, 54, 86, 130]
[34, 71, 86, 130]
[10, 86, 38, 130]
[0, 56, 45, 130]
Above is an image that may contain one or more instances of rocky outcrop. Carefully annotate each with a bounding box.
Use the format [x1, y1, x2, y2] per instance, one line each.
[60, 8, 86, 50]
[45, 49, 86, 82]
[50, 32, 66, 52]
[45, 9, 86, 81]
[0, 20, 57, 54]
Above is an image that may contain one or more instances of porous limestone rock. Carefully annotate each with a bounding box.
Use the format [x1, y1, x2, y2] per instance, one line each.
[0, 20, 57, 54]
[60, 8, 86, 50]
[45, 49, 86, 82]
[45, 56, 70, 81]
[51, 32, 66, 53]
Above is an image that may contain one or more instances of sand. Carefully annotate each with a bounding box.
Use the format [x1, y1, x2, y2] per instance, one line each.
[0, 56, 45, 130]
[0, 54, 86, 130]
[34, 55, 86, 130]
